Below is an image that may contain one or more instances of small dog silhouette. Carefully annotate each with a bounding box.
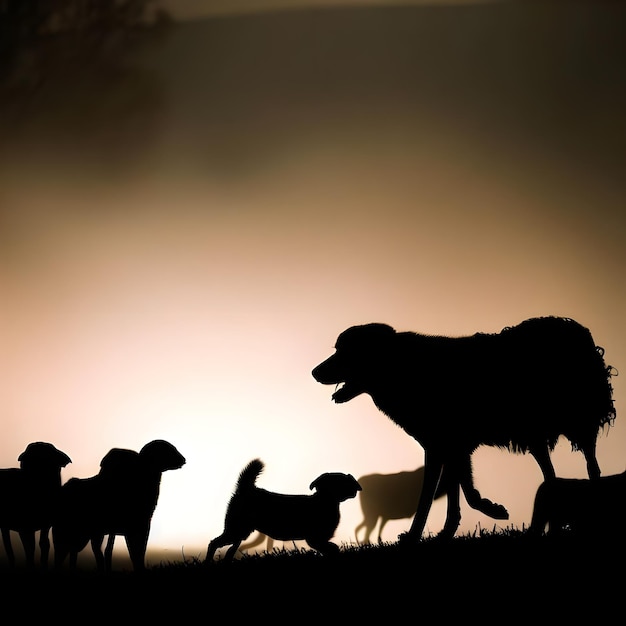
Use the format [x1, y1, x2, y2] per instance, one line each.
[205, 459, 361, 562]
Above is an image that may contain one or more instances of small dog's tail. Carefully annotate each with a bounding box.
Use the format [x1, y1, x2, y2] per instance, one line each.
[235, 458, 264, 494]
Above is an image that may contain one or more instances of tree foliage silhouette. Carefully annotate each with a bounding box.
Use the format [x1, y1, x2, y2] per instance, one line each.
[0, 0, 173, 167]
[0, 0, 170, 86]
[0, 0, 172, 95]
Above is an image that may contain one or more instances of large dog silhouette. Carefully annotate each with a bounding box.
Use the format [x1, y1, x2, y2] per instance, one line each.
[312, 316, 616, 544]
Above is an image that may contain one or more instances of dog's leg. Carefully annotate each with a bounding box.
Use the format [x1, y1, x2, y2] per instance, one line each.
[402, 450, 443, 544]
[224, 540, 243, 562]
[307, 538, 340, 556]
[457, 455, 509, 520]
[530, 444, 556, 481]
[438, 469, 462, 540]
[206, 535, 228, 561]
[581, 439, 601, 479]
[206, 531, 248, 563]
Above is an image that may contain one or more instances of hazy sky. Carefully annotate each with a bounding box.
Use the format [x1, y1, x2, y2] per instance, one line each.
[1, 1, 625, 563]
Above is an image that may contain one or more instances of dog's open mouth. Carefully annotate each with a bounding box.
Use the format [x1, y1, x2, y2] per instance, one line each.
[331, 382, 364, 403]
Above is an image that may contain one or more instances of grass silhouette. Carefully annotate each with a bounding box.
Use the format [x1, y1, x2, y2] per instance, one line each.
[2, 526, 617, 619]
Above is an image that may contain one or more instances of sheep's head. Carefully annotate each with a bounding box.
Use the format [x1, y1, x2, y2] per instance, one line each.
[99, 448, 141, 478]
[18, 442, 72, 471]
[139, 440, 186, 472]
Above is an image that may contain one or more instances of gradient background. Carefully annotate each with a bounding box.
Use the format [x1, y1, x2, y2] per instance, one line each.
[1, 0, 625, 564]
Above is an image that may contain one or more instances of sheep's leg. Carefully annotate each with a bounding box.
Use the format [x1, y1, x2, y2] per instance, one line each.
[2, 528, 15, 568]
[90, 534, 106, 572]
[39, 526, 51, 569]
[402, 451, 443, 544]
[526, 481, 550, 537]
[125, 527, 149, 571]
[52, 528, 67, 569]
[104, 534, 115, 572]
[18, 530, 36, 568]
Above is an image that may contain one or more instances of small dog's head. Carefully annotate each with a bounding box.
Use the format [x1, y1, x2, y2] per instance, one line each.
[312, 323, 397, 403]
[309, 472, 362, 502]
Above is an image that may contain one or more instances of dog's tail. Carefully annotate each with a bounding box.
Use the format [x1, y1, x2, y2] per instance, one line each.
[235, 458, 264, 494]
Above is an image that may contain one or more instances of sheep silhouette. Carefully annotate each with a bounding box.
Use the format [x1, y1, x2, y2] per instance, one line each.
[0, 442, 72, 569]
[528, 470, 626, 538]
[313, 316, 617, 544]
[355, 467, 447, 544]
[53, 439, 185, 571]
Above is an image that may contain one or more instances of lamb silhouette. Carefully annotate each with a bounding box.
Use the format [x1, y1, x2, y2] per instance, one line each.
[312, 316, 617, 544]
[355, 466, 447, 544]
[528, 469, 626, 538]
[0, 442, 71, 569]
[53, 440, 185, 571]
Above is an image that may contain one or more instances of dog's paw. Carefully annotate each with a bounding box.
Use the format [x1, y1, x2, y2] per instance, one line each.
[482, 500, 509, 520]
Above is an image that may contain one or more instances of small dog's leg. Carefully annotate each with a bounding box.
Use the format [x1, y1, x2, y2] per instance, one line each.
[206, 532, 246, 563]
[224, 542, 242, 562]
[307, 538, 340, 556]
[205, 536, 225, 562]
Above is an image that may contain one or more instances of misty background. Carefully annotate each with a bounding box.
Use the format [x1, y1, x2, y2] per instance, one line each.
[1, 0, 625, 562]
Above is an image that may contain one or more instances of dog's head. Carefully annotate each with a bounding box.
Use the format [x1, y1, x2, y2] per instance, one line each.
[309, 472, 362, 502]
[312, 323, 397, 403]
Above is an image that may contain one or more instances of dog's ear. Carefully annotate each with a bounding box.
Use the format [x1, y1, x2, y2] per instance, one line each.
[310, 474, 327, 491]
[310, 473, 342, 491]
